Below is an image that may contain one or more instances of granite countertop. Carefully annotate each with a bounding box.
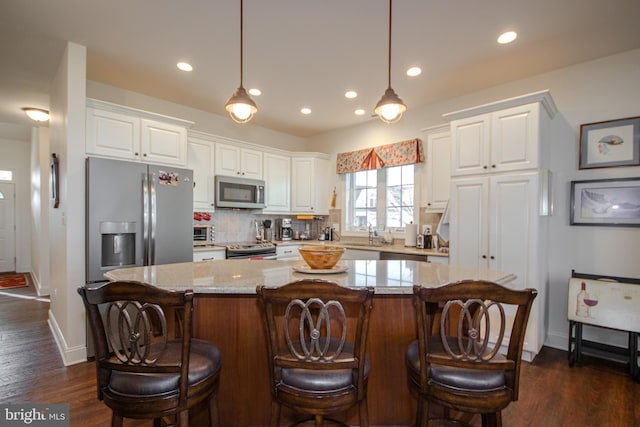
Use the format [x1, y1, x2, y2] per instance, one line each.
[193, 241, 448, 257]
[289, 240, 449, 257]
[104, 259, 514, 295]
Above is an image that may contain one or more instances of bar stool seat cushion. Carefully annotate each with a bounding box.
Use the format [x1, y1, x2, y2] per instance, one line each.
[109, 339, 221, 398]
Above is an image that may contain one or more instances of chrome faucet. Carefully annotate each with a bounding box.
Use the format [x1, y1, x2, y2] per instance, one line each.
[368, 224, 374, 245]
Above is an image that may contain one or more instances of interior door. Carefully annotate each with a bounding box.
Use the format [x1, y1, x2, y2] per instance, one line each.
[0, 182, 16, 272]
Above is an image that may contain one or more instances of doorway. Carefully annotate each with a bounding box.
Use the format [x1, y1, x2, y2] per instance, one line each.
[0, 182, 16, 272]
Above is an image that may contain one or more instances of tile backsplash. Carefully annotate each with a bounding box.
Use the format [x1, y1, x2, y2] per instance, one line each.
[196, 208, 442, 245]
[196, 210, 331, 244]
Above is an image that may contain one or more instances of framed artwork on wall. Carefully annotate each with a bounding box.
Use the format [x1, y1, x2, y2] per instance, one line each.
[570, 178, 640, 227]
[579, 116, 640, 169]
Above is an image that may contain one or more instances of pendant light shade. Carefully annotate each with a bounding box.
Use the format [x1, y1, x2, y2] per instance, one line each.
[226, 0, 257, 124]
[225, 86, 257, 123]
[374, 0, 406, 124]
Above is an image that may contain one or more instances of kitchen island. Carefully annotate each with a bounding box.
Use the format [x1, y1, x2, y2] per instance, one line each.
[106, 259, 515, 426]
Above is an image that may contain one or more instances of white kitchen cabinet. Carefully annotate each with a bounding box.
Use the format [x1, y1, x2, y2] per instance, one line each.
[445, 91, 556, 177]
[86, 99, 192, 166]
[445, 91, 557, 361]
[193, 249, 225, 262]
[187, 132, 216, 210]
[420, 125, 451, 212]
[215, 143, 263, 179]
[427, 255, 449, 264]
[276, 244, 301, 260]
[449, 171, 547, 361]
[291, 155, 330, 214]
[263, 152, 291, 213]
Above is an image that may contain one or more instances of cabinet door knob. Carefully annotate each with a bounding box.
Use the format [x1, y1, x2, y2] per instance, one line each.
[482, 255, 487, 259]
[490, 256, 495, 259]
[143, 153, 147, 157]
[491, 164, 496, 168]
[134, 152, 139, 156]
[483, 165, 488, 169]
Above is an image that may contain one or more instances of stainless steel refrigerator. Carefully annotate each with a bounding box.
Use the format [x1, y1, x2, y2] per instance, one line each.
[86, 157, 193, 284]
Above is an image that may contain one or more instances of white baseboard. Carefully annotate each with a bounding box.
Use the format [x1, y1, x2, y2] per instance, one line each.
[28, 273, 51, 297]
[48, 309, 87, 366]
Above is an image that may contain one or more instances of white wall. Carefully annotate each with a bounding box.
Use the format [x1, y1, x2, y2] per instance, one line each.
[48, 42, 88, 366]
[0, 135, 32, 273]
[86, 81, 309, 153]
[307, 48, 640, 351]
[29, 126, 51, 296]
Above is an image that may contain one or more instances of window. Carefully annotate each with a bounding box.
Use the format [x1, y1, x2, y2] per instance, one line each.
[345, 164, 415, 232]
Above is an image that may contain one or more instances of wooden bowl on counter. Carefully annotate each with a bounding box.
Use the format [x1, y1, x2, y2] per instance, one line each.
[298, 246, 345, 269]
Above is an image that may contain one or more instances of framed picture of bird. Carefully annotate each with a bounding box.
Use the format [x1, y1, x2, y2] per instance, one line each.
[579, 116, 640, 169]
[570, 178, 640, 226]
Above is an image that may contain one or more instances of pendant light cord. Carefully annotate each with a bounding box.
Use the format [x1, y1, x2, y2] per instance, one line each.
[240, 0, 244, 87]
[387, 0, 392, 89]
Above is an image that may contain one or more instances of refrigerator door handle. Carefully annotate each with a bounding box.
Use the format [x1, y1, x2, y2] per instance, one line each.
[143, 172, 150, 265]
[113, 235, 121, 254]
[150, 173, 157, 265]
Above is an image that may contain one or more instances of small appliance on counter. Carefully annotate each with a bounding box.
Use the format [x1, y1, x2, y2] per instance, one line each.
[422, 225, 433, 249]
[275, 218, 293, 241]
[194, 224, 215, 246]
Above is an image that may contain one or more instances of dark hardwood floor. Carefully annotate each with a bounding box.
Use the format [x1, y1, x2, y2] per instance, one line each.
[0, 281, 638, 426]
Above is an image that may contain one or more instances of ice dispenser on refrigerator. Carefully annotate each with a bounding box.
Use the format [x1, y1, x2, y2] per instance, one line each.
[100, 221, 136, 267]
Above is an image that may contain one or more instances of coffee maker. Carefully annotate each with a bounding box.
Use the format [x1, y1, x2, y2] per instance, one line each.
[275, 218, 293, 241]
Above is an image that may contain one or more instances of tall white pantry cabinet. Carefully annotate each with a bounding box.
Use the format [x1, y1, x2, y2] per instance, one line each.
[443, 90, 558, 361]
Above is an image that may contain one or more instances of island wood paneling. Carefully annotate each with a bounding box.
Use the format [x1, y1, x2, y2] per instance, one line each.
[193, 293, 417, 426]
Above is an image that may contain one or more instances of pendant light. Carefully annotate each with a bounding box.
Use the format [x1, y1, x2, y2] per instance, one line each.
[374, 0, 406, 124]
[225, 0, 258, 123]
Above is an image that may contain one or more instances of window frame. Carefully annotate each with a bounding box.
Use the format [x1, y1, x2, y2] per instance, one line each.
[343, 164, 420, 235]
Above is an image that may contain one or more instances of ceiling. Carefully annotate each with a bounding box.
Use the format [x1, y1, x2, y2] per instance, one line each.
[2, 0, 640, 138]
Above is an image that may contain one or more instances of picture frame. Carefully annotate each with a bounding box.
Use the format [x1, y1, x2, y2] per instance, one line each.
[579, 116, 640, 169]
[570, 178, 640, 227]
[51, 153, 59, 208]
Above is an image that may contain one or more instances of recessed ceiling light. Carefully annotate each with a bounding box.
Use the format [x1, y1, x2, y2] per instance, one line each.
[354, 109, 366, 116]
[22, 107, 50, 122]
[345, 91, 358, 99]
[497, 31, 517, 44]
[248, 88, 262, 96]
[406, 67, 422, 77]
[176, 62, 193, 72]
[301, 108, 312, 115]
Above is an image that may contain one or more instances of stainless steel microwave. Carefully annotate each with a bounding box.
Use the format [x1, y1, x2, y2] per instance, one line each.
[215, 175, 266, 209]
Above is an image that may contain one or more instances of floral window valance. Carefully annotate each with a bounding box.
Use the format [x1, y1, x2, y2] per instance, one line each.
[336, 138, 423, 174]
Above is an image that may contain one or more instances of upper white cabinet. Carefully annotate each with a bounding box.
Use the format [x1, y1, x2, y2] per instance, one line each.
[215, 143, 263, 179]
[263, 152, 291, 213]
[86, 99, 192, 166]
[420, 125, 451, 212]
[444, 91, 557, 177]
[187, 131, 216, 210]
[291, 155, 330, 214]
